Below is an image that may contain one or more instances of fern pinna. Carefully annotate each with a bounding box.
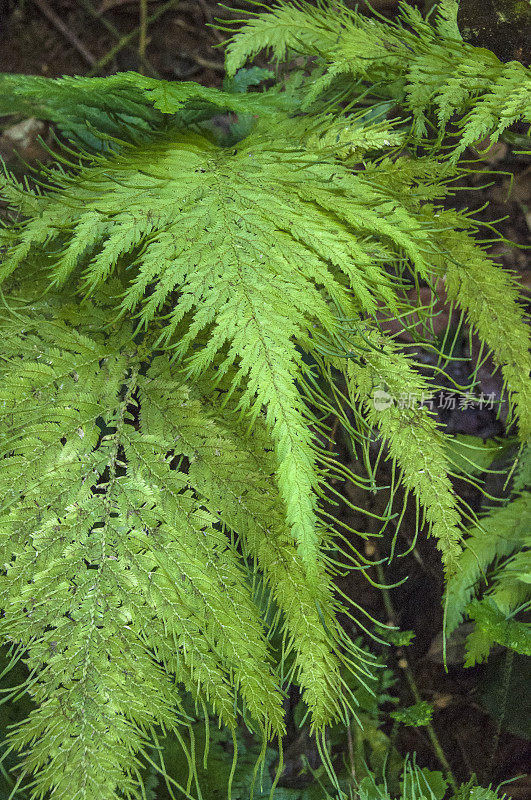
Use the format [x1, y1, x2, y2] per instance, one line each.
[0, 1, 529, 798]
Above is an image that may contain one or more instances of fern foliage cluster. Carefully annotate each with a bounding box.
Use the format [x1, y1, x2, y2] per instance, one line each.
[224, 0, 531, 157]
[445, 447, 531, 666]
[0, 1, 529, 798]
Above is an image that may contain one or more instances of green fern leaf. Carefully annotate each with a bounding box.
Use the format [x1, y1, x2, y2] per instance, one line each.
[0, 72, 162, 149]
[465, 598, 531, 665]
[224, 1, 342, 78]
[0, 301, 291, 797]
[343, 326, 463, 574]
[0, 121, 465, 572]
[442, 227, 531, 440]
[224, 0, 531, 156]
[140, 359, 372, 728]
[445, 494, 530, 634]
[0, 27, 530, 794]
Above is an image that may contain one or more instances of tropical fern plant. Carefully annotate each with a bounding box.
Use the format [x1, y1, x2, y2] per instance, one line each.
[0, 1, 529, 798]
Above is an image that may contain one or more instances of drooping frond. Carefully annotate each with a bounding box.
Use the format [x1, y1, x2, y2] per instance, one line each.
[139, 359, 374, 729]
[0, 295, 289, 797]
[0, 69, 298, 151]
[441, 225, 531, 441]
[0, 265, 382, 789]
[224, 0, 531, 156]
[445, 491, 531, 666]
[0, 72, 163, 149]
[342, 326, 463, 574]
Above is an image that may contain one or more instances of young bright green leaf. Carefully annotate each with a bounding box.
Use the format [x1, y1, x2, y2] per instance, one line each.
[465, 598, 531, 665]
[390, 701, 434, 727]
[443, 435, 510, 476]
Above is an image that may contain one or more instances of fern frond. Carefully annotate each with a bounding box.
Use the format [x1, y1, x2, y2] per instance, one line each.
[224, 0, 531, 156]
[436, 60, 531, 157]
[0, 72, 164, 150]
[342, 326, 463, 574]
[0, 301, 295, 797]
[445, 493, 531, 635]
[223, 0, 362, 80]
[0, 273, 379, 792]
[441, 226, 531, 440]
[0, 69, 300, 152]
[3, 103, 528, 573]
[139, 74, 299, 118]
[141, 359, 374, 728]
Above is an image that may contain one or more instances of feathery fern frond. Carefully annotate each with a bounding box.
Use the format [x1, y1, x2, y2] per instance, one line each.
[224, 0, 531, 156]
[441, 226, 531, 440]
[445, 493, 530, 634]
[1, 82, 528, 572]
[0, 294, 322, 796]
[0, 72, 163, 150]
[0, 70, 299, 152]
[445, 490, 530, 666]
[0, 264, 381, 794]
[341, 326, 463, 574]
[1, 7, 530, 794]
[140, 359, 372, 729]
